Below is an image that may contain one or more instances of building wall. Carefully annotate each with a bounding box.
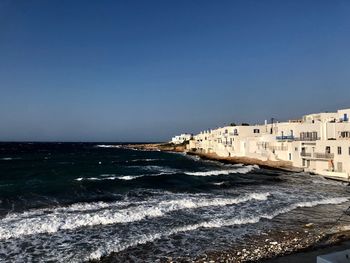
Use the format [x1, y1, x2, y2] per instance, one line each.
[185, 108, 350, 181]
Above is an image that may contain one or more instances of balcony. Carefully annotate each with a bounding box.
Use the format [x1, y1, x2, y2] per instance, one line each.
[300, 152, 311, 157]
[276, 135, 295, 141]
[300, 152, 334, 159]
[295, 137, 321, 142]
[314, 152, 334, 159]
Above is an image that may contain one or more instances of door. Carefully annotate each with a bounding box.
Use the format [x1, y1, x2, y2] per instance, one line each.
[337, 162, 343, 172]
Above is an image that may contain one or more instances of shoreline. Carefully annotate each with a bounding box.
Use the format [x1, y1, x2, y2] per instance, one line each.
[124, 143, 303, 173]
[94, 203, 350, 263]
[93, 205, 350, 263]
[193, 218, 350, 263]
[110, 143, 350, 263]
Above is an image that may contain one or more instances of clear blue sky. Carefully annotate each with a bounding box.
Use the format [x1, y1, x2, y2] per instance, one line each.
[0, 0, 349, 142]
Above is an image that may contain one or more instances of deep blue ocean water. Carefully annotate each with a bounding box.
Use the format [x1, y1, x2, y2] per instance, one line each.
[0, 142, 348, 262]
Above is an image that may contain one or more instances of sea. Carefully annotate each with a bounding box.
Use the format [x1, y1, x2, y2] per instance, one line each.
[0, 142, 349, 262]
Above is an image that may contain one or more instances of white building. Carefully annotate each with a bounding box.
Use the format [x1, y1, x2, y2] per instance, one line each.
[171, 133, 193, 144]
[187, 108, 350, 181]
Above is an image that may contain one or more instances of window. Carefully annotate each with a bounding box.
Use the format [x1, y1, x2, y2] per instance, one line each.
[340, 131, 350, 138]
[338, 146, 342, 155]
[349, 147, 350, 155]
[300, 131, 318, 141]
[326, 146, 331, 154]
[295, 147, 298, 151]
[253, 129, 260, 133]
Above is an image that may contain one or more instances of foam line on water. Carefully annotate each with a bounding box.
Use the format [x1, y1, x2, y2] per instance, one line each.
[95, 145, 121, 148]
[0, 192, 270, 240]
[185, 165, 259, 176]
[75, 171, 176, 182]
[129, 159, 162, 162]
[212, 182, 226, 186]
[0, 157, 20, 161]
[118, 175, 147, 180]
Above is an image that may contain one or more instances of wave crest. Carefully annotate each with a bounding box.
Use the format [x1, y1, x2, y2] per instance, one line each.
[0, 192, 269, 240]
[185, 165, 259, 176]
[87, 196, 349, 260]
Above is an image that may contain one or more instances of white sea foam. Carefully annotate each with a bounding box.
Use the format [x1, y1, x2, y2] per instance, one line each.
[118, 175, 145, 180]
[0, 157, 20, 161]
[212, 182, 226, 186]
[75, 170, 174, 182]
[100, 174, 116, 177]
[130, 159, 161, 162]
[74, 177, 103, 181]
[185, 165, 259, 176]
[95, 145, 121, 148]
[87, 196, 349, 260]
[0, 192, 270, 240]
[118, 170, 179, 180]
[75, 176, 118, 181]
[75, 175, 137, 181]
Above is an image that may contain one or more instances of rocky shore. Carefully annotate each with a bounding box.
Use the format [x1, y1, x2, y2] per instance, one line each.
[93, 205, 350, 263]
[125, 142, 188, 152]
[124, 143, 302, 173]
[193, 227, 350, 263]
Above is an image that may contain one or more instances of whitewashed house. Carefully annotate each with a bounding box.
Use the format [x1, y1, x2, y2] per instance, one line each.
[171, 133, 193, 144]
[186, 108, 350, 181]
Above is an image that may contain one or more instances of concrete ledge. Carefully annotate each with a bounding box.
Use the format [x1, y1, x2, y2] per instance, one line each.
[317, 249, 350, 263]
[317, 171, 349, 182]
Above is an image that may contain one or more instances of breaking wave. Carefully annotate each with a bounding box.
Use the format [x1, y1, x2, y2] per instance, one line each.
[118, 175, 147, 180]
[185, 165, 259, 176]
[87, 196, 349, 260]
[0, 192, 270, 240]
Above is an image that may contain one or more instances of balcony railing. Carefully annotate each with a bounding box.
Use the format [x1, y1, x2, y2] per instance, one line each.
[276, 135, 295, 141]
[297, 137, 321, 141]
[300, 152, 334, 159]
[300, 152, 311, 157]
[314, 152, 334, 159]
[275, 136, 320, 141]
